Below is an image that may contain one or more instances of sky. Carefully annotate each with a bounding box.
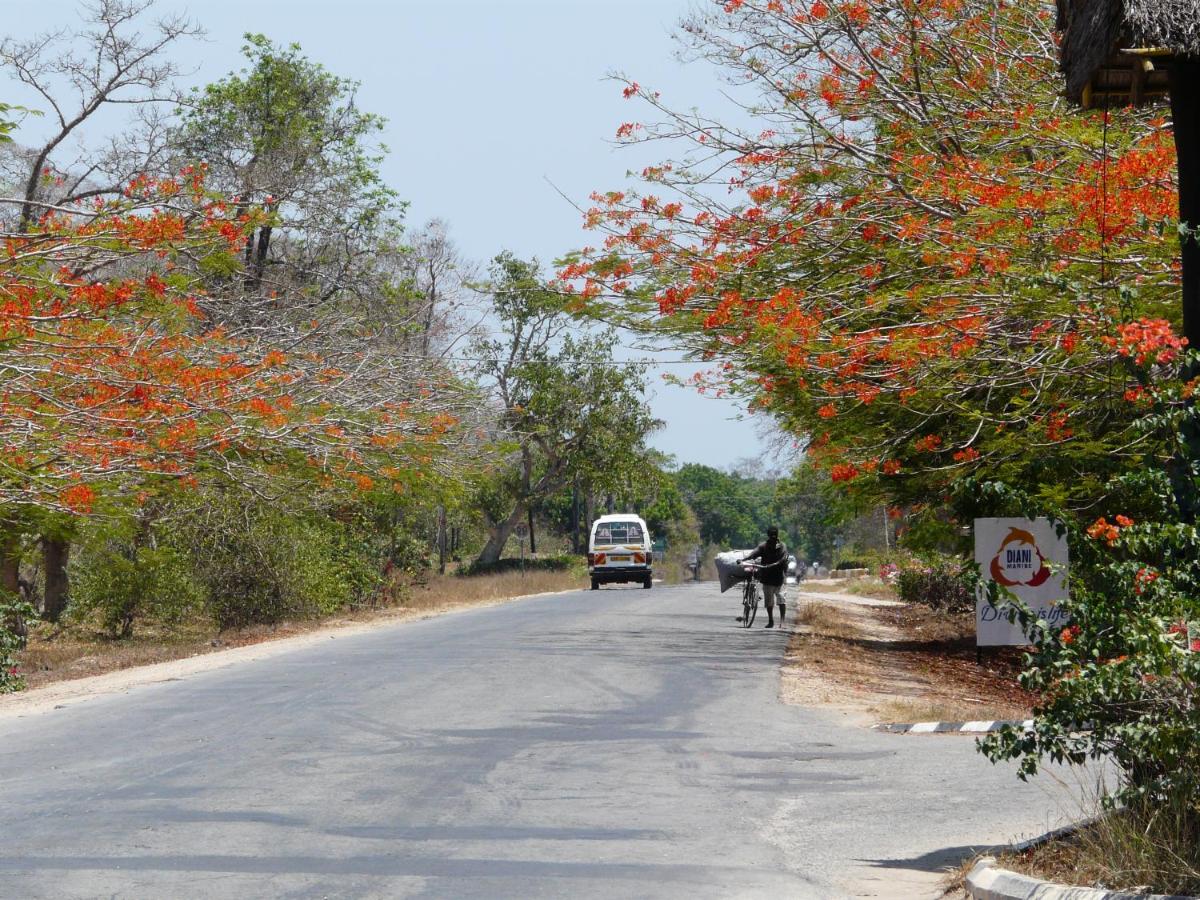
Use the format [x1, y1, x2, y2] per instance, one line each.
[5, 0, 783, 471]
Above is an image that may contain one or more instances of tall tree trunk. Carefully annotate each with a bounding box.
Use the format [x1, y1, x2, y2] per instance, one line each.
[245, 224, 272, 290]
[528, 506, 536, 555]
[474, 504, 526, 567]
[42, 537, 70, 623]
[1, 531, 26, 647]
[1170, 60, 1200, 522]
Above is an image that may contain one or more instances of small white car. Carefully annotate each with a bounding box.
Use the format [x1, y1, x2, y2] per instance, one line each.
[588, 514, 653, 590]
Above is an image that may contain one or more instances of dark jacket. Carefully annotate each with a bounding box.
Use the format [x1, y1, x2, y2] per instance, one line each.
[743, 539, 787, 587]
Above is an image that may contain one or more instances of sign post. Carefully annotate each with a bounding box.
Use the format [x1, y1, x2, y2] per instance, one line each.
[974, 517, 1069, 648]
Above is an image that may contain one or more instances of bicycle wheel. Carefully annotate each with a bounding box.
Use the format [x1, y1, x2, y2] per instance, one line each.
[742, 582, 758, 628]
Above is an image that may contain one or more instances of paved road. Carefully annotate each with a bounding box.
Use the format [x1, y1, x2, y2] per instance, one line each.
[0, 582, 1074, 899]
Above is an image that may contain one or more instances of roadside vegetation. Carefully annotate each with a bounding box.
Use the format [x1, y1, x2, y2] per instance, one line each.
[998, 790, 1200, 896]
[0, 4, 678, 691]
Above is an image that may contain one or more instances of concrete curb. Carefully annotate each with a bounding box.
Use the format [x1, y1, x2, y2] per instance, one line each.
[965, 857, 1196, 900]
[873, 719, 1033, 734]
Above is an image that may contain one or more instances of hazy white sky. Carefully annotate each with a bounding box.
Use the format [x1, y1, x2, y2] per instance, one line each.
[7, 0, 781, 471]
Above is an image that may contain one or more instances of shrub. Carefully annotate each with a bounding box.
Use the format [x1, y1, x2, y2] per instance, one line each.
[0, 593, 34, 692]
[980, 498, 1200, 806]
[461, 554, 580, 577]
[71, 545, 204, 638]
[895, 556, 975, 612]
[180, 499, 382, 630]
[957, 454, 1200, 810]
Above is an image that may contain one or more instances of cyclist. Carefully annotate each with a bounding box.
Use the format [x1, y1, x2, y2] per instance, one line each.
[742, 526, 788, 628]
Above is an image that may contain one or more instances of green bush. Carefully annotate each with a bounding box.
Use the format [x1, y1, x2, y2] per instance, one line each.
[184, 504, 382, 629]
[960, 450, 1200, 810]
[895, 556, 975, 612]
[980, 495, 1200, 806]
[0, 593, 34, 692]
[71, 545, 204, 637]
[461, 553, 580, 577]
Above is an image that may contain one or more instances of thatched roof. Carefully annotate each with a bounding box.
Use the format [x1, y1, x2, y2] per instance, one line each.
[1057, 0, 1200, 107]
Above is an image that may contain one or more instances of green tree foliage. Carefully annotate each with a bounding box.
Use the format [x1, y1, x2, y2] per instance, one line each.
[71, 543, 203, 638]
[0, 592, 33, 693]
[540, 449, 689, 549]
[772, 464, 842, 564]
[472, 254, 660, 565]
[673, 463, 774, 549]
[175, 33, 398, 294]
[173, 488, 383, 630]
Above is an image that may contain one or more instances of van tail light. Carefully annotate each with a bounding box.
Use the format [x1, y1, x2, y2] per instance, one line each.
[587, 552, 595, 566]
[594, 553, 606, 566]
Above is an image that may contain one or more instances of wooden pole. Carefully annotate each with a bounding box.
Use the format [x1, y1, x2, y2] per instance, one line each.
[1170, 59, 1200, 355]
[1169, 59, 1200, 522]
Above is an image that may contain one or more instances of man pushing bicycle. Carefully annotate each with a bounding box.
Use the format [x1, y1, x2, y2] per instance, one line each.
[741, 527, 788, 628]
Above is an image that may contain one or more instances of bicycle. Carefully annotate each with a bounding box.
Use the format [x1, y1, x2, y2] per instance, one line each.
[736, 562, 763, 628]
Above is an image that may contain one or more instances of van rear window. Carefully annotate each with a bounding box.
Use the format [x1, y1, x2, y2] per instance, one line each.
[594, 522, 644, 544]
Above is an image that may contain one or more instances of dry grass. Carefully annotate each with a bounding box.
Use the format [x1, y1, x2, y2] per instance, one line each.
[996, 794, 1200, 896]
[939, 856, 978, 898]
[793, 600, 858, 636]
[15, 568, 585, 692]
[820, 578, 897, 600]
[409, 569, 585, 608]
[872, 697, 1009, 726]
[18, 621, 218, 690]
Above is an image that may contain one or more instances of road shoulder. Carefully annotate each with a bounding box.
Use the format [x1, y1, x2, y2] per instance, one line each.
[779, 586, 1036, 728]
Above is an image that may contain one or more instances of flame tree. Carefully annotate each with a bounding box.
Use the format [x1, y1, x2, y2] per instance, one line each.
[0, 169, 467, 619]
[565, 0, 1185, 516]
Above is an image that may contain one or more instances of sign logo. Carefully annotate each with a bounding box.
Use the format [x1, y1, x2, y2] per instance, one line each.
[988, 526, 1052, 588]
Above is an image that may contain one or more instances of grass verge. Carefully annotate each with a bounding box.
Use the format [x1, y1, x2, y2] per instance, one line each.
[816, 573, 902, 602]
[994, 793, 1200, 896]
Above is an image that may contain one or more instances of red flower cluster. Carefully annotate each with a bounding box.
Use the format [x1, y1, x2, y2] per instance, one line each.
[1133, 567, 1159, 595]
[1086, 515, 1132, 545]
[1104, 318, 1188, 367]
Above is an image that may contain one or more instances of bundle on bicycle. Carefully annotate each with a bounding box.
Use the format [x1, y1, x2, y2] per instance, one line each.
[714, 527, 789, 629]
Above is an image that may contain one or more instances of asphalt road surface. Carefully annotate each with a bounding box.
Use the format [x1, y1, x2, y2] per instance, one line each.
[0, 582, 1075, 899]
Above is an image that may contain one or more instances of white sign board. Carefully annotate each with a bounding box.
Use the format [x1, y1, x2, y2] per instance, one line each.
[974, 517, 1069, 646]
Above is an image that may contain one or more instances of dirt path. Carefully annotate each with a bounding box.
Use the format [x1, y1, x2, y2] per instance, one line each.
[780, 587, 1035, 727]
